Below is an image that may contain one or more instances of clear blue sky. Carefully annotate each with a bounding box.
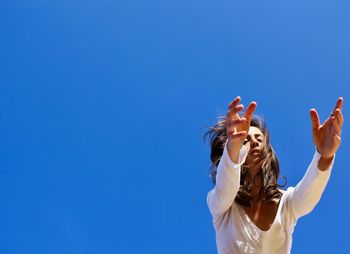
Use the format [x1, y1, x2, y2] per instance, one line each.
[1, 0, 349, 253]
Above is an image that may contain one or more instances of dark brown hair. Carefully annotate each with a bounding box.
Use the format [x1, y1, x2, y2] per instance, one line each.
[203, 115, 286, 207]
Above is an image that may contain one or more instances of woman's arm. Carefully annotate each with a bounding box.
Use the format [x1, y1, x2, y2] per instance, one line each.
[288, 150, 335, 219]
[207, 142, 247, 217]
[207, 96, 256, 218]
[289, 97, 344, 219]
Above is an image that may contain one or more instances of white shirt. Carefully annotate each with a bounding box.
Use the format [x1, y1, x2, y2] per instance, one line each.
[207, 142, 335, 254]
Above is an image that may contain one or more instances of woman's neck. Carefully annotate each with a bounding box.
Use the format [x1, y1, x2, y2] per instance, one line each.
[248, 171, 263, 200]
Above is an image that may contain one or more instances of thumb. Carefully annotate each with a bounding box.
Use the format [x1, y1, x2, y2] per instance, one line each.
[310, 108, 321, 131]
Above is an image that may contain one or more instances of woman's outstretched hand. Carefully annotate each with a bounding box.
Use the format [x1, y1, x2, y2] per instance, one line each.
[310, 97, 344, 162]
[226, 96, 257, 163]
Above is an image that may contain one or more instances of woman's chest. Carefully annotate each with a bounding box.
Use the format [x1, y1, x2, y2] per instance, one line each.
[242, 201, 280, 231]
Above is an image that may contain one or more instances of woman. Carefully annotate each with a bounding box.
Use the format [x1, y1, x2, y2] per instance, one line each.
[205, 96, 344, 254]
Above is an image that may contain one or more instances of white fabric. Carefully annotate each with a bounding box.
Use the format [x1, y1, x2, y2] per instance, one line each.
[207, 142, 335, 254]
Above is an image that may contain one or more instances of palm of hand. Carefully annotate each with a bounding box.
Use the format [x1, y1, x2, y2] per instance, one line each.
[225, 97, 257, 162]
[313, 118, 341, 158]
[310, 98, 343, 159]
[226, 97, 257, 145]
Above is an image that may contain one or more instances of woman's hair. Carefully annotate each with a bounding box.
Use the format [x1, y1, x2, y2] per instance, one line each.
[203, 114, 286, 207]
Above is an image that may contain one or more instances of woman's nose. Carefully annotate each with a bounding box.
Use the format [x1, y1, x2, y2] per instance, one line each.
[251, 139, 259, 148]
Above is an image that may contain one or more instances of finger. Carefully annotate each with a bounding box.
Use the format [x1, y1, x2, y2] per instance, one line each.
[244, 101, 257, 122]
[229, 131, 247, 140]
[334, 108, 344, 126]
[331, 117, 342, 135]
[228, 96, 241, 110]
[226, 117, 246, 129]
[333, 134, 341, 146]
[310, 109, 321, 131]
[332, 97, 343, 114]
[227, 104, 244, 116]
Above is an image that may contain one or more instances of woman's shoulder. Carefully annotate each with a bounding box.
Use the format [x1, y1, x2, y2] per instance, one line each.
[278, 187, 295, 195]
[277, 187, 295, 204]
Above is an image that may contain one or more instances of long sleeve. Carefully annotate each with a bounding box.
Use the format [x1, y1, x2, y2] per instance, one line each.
[288, 149, 335, 220]
[207, 141, 248, 218]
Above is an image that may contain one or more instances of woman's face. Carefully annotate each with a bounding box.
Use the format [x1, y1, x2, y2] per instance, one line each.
[243, 126, 265, 165]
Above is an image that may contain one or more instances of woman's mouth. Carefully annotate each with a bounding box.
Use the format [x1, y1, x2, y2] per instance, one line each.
[250, 149, 260, 156]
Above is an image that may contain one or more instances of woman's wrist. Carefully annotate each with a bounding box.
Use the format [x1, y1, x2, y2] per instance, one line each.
[318, 156, 334, 171]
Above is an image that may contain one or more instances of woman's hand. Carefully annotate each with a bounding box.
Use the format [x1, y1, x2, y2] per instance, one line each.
[226, 96, 257, 163]
[310, 97, 344, 160]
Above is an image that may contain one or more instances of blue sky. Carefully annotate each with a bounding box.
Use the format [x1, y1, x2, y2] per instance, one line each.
[1, 0, 349, 253]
